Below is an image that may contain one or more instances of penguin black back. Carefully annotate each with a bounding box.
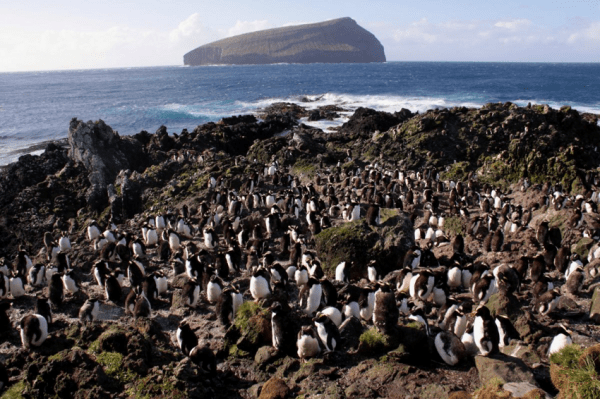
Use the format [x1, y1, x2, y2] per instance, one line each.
[35, 297, 52, 325]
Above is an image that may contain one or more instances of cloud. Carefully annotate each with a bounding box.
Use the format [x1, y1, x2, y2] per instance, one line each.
[494, 19, 532, 30]
[384, 18, 600, 61]
[226, 20, 272, 37]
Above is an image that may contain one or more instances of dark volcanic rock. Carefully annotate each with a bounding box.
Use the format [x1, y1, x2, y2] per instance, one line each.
[184, 17, 386, 66]
[68, 118, 147, 212]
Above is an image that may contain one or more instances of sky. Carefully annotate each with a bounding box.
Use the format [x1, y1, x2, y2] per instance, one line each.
[1, 0, 599, 72]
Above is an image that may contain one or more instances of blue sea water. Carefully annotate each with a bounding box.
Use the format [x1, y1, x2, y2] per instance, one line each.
[1, 62, 599, 165]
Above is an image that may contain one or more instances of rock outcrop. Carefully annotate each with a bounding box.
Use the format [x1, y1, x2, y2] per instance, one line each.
[184, 17, 386, 66]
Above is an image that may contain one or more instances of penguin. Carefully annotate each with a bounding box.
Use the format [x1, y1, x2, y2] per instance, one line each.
[28, 263, 46, 287]
[20, 314, 49, 348]
[270, 263, 289, 288]
[217, 286, 243, 327]
[127, 260, 145, 292]
[92, 260, 109, 287]
[367, 260, 381, 283]
[359, 286, 376, 321]
[297, 325, 321, 362]
[408, 308, 431, 336]
[472, 274, 497, 304]
[536, 289, 561, 316]
[206, 275, 223, 304]
[548, 326, 572, 356]
[189, 345, 217, 376]
[58, 232, 71, 252]
[565, 264, 584, 295]
[124, 290, 137, 315]
[34, 297, 53, 325]
[182, 279, 201, 308]
[373, 283, 399, 334]
[313, 313, 340, 353]
[131, 237, 146, 258]
[79, 298, 100, 323]
[294, 265, 309, 287]
[299, 278, 322, 316]
[9, 272, 26, 298]
[395, 267, 413, 293]
[434, 331, 467, 366]
[447, 264, 462, 290]
[409, 269, 435, 301]
[142, 275, 159, 303]
[144, 225, 158, 247]
[133, 295, 152, 319]
[250, 269, 271, 301]
[490, 229, 504, 252]
[495, 315, 520, 348]
[473, 306, 500, 356]
[104, 274, 122, 303]
[536, 221, 549, 246]
[176, 320, 198, 356]
[87, 220, 102, 241]
[203, 227, 217, 250]
[62, 270, 80, 294]
[271, 302, 289, 352]
[154, 272, 168, 297]
[335, 261, 349, 283]
[320, 278, 337, 308]
[320, 306, 343, 328]
[14, 250, 32, 277]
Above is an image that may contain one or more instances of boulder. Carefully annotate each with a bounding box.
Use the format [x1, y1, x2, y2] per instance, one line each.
[68, 118, 146, 212]
[475, 354, 538, 386]
[258, 377, 289, 399]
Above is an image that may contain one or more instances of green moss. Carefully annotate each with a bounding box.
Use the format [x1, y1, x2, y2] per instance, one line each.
[291, 159, 317, 179]
[228, 344, 250, 358]
[0, 381, 25, 399]
[441, 161, 470, 181]
[126, 373, 186, 399]
[472, 377, 511, 399]
[360, 328, 389, 350]
[96, 351, 136, 384]
[550, 344, 583, 369]
[443, 216, 464, 236]
[572, 237, 594, 260]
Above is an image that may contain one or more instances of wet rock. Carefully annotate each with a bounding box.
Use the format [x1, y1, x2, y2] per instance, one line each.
[475, 354, 538, 386]
[500, 343, 541, 366]
[503, 382, 551, 398]
[258, 376, 289, 399]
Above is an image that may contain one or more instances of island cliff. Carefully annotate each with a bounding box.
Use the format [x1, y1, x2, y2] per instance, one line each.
[183, 17, 386, 66]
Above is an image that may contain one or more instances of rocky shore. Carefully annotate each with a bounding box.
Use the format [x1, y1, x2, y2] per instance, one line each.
[0, 102, 600, 399]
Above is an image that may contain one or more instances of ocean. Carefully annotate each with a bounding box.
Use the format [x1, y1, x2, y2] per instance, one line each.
[1, 62, 599, 166]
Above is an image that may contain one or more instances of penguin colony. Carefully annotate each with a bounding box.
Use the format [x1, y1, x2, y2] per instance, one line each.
[1, 152, 600, 394]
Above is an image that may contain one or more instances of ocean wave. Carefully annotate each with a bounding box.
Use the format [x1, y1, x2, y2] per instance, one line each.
[513, 99, 600, 115]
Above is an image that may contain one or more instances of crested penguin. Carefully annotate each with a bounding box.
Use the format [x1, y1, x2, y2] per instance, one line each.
[314, 313, 340, 353]
[0, 273, 8, 299]
[34, 296, 53, 325]
[473, 306, 500, 356]
[87, 220, 102, 241]
[536, 289, 561, 316]
[189, 345, 217, 376]
[20, 314, 49, 348]
[435, 331, 467, 366]
[142, 275, 159, 303]
[62, 270, 80, 294]
[335, 261, 349, 283]
[133, 295, 152, 318]
[176, 320, 199, 357]
[270, 302, 289, 352]
[206, 274, 223, 304]
[495, 314, 520, 348]
[104, 274, 122, 303]
[58, 232, 71, 252]
[9, 272, 26, 298]
[297, 325, 321, 362]
[373, 283, 399, 334]
[154, 272, 168, 297]
[250, 268, 271, 301]
[79, 298, 100, 323]
[48, 273, 64, 307]
[182, 279, 201, 308]
[409, 270, 435, 301]
[28, 263, 46, 287]
[548, 325, 572, 356]
[320, 306, 343, 328]
[217, 286, 243, 327]
[299, 278, 322, 316]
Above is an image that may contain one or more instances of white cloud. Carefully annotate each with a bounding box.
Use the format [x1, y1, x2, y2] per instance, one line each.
[393, 18, 438, 44]
[226, 20, 272, 37]
[494, 19, 532, 30]
[568, 21, 600, 43]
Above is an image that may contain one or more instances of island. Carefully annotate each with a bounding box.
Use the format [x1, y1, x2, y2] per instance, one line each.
[183, 17, 386, 66]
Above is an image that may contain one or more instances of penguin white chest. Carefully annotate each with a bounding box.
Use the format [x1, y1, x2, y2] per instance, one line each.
[206, 282, 222, 304]
[297, 334, 320, 359]
[10, 278, 25, 298]
[305, 284, 322, 315]
[250, 276, 270, 300]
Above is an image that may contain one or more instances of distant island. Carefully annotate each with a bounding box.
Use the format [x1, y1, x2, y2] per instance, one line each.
[183, 17, 386, 66]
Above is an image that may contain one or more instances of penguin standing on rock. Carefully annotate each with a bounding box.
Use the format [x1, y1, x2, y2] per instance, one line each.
[182, 279, 201, 308]
[133, 295, 151, 318]
[20, 314, 48, 348]
[176, 321, 198, 356]
[271, 302, 291, 352]
[434, 331, 467, 366]
[189, 345, 217, 376]
[473, 306, 499, 356]
[35, 297, 53, 325]
[79, 298, 100, 323]
[104, 274, 122, 304]
[299, 278, 322, 316]
[297, 325, 321, 362]
[313, 313, 340, 353]
[373, 283, 399, 334]
[495, 315, 520, 348]
[250, 269, 271, 301]
[217, 286, 243, 327]
[49, 274, 64, 308]
[62, 270, 80, 294]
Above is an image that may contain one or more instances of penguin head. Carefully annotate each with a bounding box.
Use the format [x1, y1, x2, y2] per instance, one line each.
[475, 305, 492, 319]
[313, 313, 329, 324]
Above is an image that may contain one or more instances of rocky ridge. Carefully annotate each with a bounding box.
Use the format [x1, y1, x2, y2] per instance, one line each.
[0, 102, 599, 398]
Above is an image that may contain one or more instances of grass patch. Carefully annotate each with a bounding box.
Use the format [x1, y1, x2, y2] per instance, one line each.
[444, 216, 464, 236]
[550, 344, 600, 399]
[125, 373, 186, 399]
[359, 328, 389, 351]
[442, 161, 470, 182]
[472, 377, 511, 399]
[96, 351, 136, 384]
[0, 381, 25, 399]
[291, 159, 317, 179]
